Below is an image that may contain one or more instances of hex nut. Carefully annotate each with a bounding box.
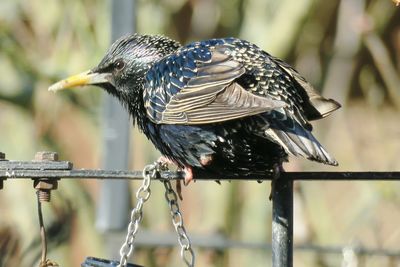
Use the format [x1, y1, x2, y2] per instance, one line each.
[34, 180, 58, 190]
[35, 151, 59, 161]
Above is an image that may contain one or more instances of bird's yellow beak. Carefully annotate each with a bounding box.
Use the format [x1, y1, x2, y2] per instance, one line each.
[48, 70, 111, 92]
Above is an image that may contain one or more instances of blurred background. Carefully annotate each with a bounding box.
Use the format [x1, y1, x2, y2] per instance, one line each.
[0, 0, 400, 266]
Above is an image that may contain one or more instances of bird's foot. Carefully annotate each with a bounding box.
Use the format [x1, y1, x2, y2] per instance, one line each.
[157, 156, 184, 200]
[157, 156, 194, 185]
[157, 157, 194, 200]
[269, 163, 283, 200]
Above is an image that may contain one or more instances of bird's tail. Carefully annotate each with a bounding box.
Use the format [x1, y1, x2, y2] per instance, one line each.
[265, 120, 338, 166]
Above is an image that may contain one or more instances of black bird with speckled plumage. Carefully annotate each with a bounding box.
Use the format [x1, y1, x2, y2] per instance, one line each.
[49, 34, 340, 181]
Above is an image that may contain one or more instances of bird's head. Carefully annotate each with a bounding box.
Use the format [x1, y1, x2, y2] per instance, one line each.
[49, 34, 181, 103]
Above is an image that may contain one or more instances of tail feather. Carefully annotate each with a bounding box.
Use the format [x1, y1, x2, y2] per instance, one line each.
[265, 120, 338, 166]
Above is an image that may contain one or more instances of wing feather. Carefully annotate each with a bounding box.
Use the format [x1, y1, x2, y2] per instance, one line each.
[274, 58, 341, 120]
[146, 46, 286, 125]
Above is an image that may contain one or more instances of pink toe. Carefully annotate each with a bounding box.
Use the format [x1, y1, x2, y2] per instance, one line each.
[184, 166, 194, 185]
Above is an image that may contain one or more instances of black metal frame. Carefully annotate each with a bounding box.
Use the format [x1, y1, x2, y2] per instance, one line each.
[1, 157, 400, 267]
[2, 160, 400, 180]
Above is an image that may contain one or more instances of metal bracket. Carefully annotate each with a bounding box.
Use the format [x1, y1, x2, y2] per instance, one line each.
[81, 257, 143, 267]
[0, 152, 6, 189]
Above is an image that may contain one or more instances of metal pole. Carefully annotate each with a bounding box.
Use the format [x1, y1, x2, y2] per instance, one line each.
[96, 0, 136, 259]
[272, 178, 293, 267]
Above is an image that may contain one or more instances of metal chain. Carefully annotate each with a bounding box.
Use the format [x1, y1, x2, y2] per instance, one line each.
[118, 161, 195, 267]
[163, 179, 195, 267]
[118, 163, 157, 267]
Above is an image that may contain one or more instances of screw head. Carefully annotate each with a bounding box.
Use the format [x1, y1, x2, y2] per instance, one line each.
[35, 151, 58, 161]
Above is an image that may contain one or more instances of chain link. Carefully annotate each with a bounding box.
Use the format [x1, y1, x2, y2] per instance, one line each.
[163, 179, 195, 267]
[118, 161, 195, 267]
[118, 163, 158, 267]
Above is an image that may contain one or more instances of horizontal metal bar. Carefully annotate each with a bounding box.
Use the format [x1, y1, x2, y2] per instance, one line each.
[0, 169, 400, 181]
[126, 230, 400, 257]
[290, 171, 400, 180]
[0, 160, 72, 170]
[0, 169, 174, 180]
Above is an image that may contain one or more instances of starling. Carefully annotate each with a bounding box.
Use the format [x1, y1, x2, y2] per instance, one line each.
[49, 34, 340, 183]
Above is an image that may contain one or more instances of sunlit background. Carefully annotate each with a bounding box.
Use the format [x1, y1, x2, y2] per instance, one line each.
[1, 0, 400, 266]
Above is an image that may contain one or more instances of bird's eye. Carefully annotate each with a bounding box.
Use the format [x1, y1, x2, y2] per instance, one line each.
[114, 59, 125, 71]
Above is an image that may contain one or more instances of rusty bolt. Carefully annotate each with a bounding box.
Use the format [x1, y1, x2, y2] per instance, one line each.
[35, 151, 58, 161]
[34, 180, 58, 202]
[34, 151, 59, 202]
[37, 190, 51, 202]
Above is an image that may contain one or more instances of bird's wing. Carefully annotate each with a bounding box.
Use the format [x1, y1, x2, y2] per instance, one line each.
[271, 56, 341, 121]
[144, 45, 286, 124]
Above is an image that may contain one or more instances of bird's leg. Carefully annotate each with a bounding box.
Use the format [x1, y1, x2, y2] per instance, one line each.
[269, 163, 284, 200]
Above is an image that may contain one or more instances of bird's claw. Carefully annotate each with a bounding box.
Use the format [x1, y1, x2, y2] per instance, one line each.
[176, 180, 183, 200]
[183, 166, 194, 185]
